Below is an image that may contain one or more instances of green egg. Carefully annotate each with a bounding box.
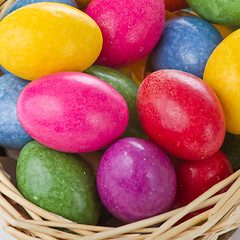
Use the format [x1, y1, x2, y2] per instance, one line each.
[16, 141, 101, 224]
[186, 0, 240, 25]
[84, 65, 147, 139]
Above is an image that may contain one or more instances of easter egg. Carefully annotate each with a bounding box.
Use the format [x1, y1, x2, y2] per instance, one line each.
[84, 65, 147, 139]
[186, 0, 240, 25]
[17, 141, 101, 224]
[0, 2, 102, 80]
[174, 8, 233, 39]
[165, 0, 188, 12]
[2, 0, 78, 18]
[85, 0, 165, 67]
[0, 74, 33, 149]
[97, 137, 177, 223]
[17, 72, 129, 153]
[203, 29, 240, 134]
[147, 16, 223, 79]
[173, 150, 233, 208]
[137, 70, 226, 161]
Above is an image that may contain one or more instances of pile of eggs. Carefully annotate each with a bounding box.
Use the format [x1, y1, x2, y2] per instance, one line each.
[0, 0, 240, 225]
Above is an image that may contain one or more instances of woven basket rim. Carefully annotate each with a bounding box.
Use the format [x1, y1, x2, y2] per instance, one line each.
[0, 0, 240, 239]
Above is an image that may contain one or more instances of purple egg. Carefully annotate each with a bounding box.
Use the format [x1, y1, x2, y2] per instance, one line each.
[17, 72, 129, 153]
[97, 137, 177, 223]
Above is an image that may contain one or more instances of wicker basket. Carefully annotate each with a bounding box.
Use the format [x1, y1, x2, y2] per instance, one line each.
[0, 0, 240, 239]
[0, 155, 240, 240]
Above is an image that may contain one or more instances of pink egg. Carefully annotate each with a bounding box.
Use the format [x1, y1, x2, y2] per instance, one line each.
[17, 72, 129, 152]
[85, 0, 165, 67]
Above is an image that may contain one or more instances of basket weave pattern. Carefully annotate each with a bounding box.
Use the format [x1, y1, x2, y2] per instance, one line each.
[0, 0, 240, 239]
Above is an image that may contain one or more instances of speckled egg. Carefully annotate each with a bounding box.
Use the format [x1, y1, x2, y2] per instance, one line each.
[137, 70, 226, 161]
[0, 2, 102, 80]
[97, 137, 177, 223]
[147, 16, 223, 79]
[17, 72, 129, 152]
[17, 140, 101, 224]
[85, 0, 165, 67]
[0, 74, 33, 149]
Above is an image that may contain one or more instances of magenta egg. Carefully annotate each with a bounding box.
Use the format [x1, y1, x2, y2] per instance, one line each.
[17, 72, 129, 152]
[97, 137, 177, 223]
[136, 70, 226, 160]
[85, 0, 165, 67]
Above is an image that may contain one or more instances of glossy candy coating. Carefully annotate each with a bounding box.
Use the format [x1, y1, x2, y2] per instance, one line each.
[84, 65, 147, 139]
[17, 72, 129, 153]
[17, 141, 101, 224]
[186, 0, 240, 25]
[0, 74, 33, 149]
[85, 0, 165, 67]
[0, 2, 102, 80]
[137, 70, 226, 161]
[2, 0, 78, 18]
[203, 29, 240, 134]
[97, 137, 177, 222]
[147, 16, 223, 79]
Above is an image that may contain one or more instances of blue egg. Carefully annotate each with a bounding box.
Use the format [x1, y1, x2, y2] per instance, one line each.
[0, 74, 33, 149]
[0, 65, 10, 74]
[3, 0, 78, 18]
[147, 16, 223, 79]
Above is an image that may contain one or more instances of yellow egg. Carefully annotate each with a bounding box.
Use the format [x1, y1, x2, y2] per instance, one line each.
[0, 2, 102, 80]
[203, 29, 240, 134]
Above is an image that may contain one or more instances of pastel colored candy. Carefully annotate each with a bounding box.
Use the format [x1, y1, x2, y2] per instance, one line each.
[17, 141, 101, 224]
[2, 0, 78, 18]
[147, 16, 223, 79]
[97, 137, 177, 222]
[203, 29, 240, 134]
[0, 74, 33, 149]
[17, 72, 129, 153]
[186, 0, 240, 25]
[137, 70, 226, 161]
[84, 65, 147, 139]
[85, 0, 165, 67]
[0, 2, 102, 80]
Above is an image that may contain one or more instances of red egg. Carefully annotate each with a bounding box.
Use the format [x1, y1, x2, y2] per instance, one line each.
[136, 70, 226, 160]
[173, 150, 233, 208]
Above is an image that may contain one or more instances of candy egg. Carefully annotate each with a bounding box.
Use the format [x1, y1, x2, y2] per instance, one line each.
[97, 137, 177, 223]
[147, 16, 223, 79]
[17, 72, 129, 152]
[0, 2, 102, 80]
[203, 29, 240, 134]
[186, 0, 240, 25]
[137, 70, 226, 161]
[85, 0, 165, 67]
[17, 141, 101, 224]
[0, 74, 33, 149]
